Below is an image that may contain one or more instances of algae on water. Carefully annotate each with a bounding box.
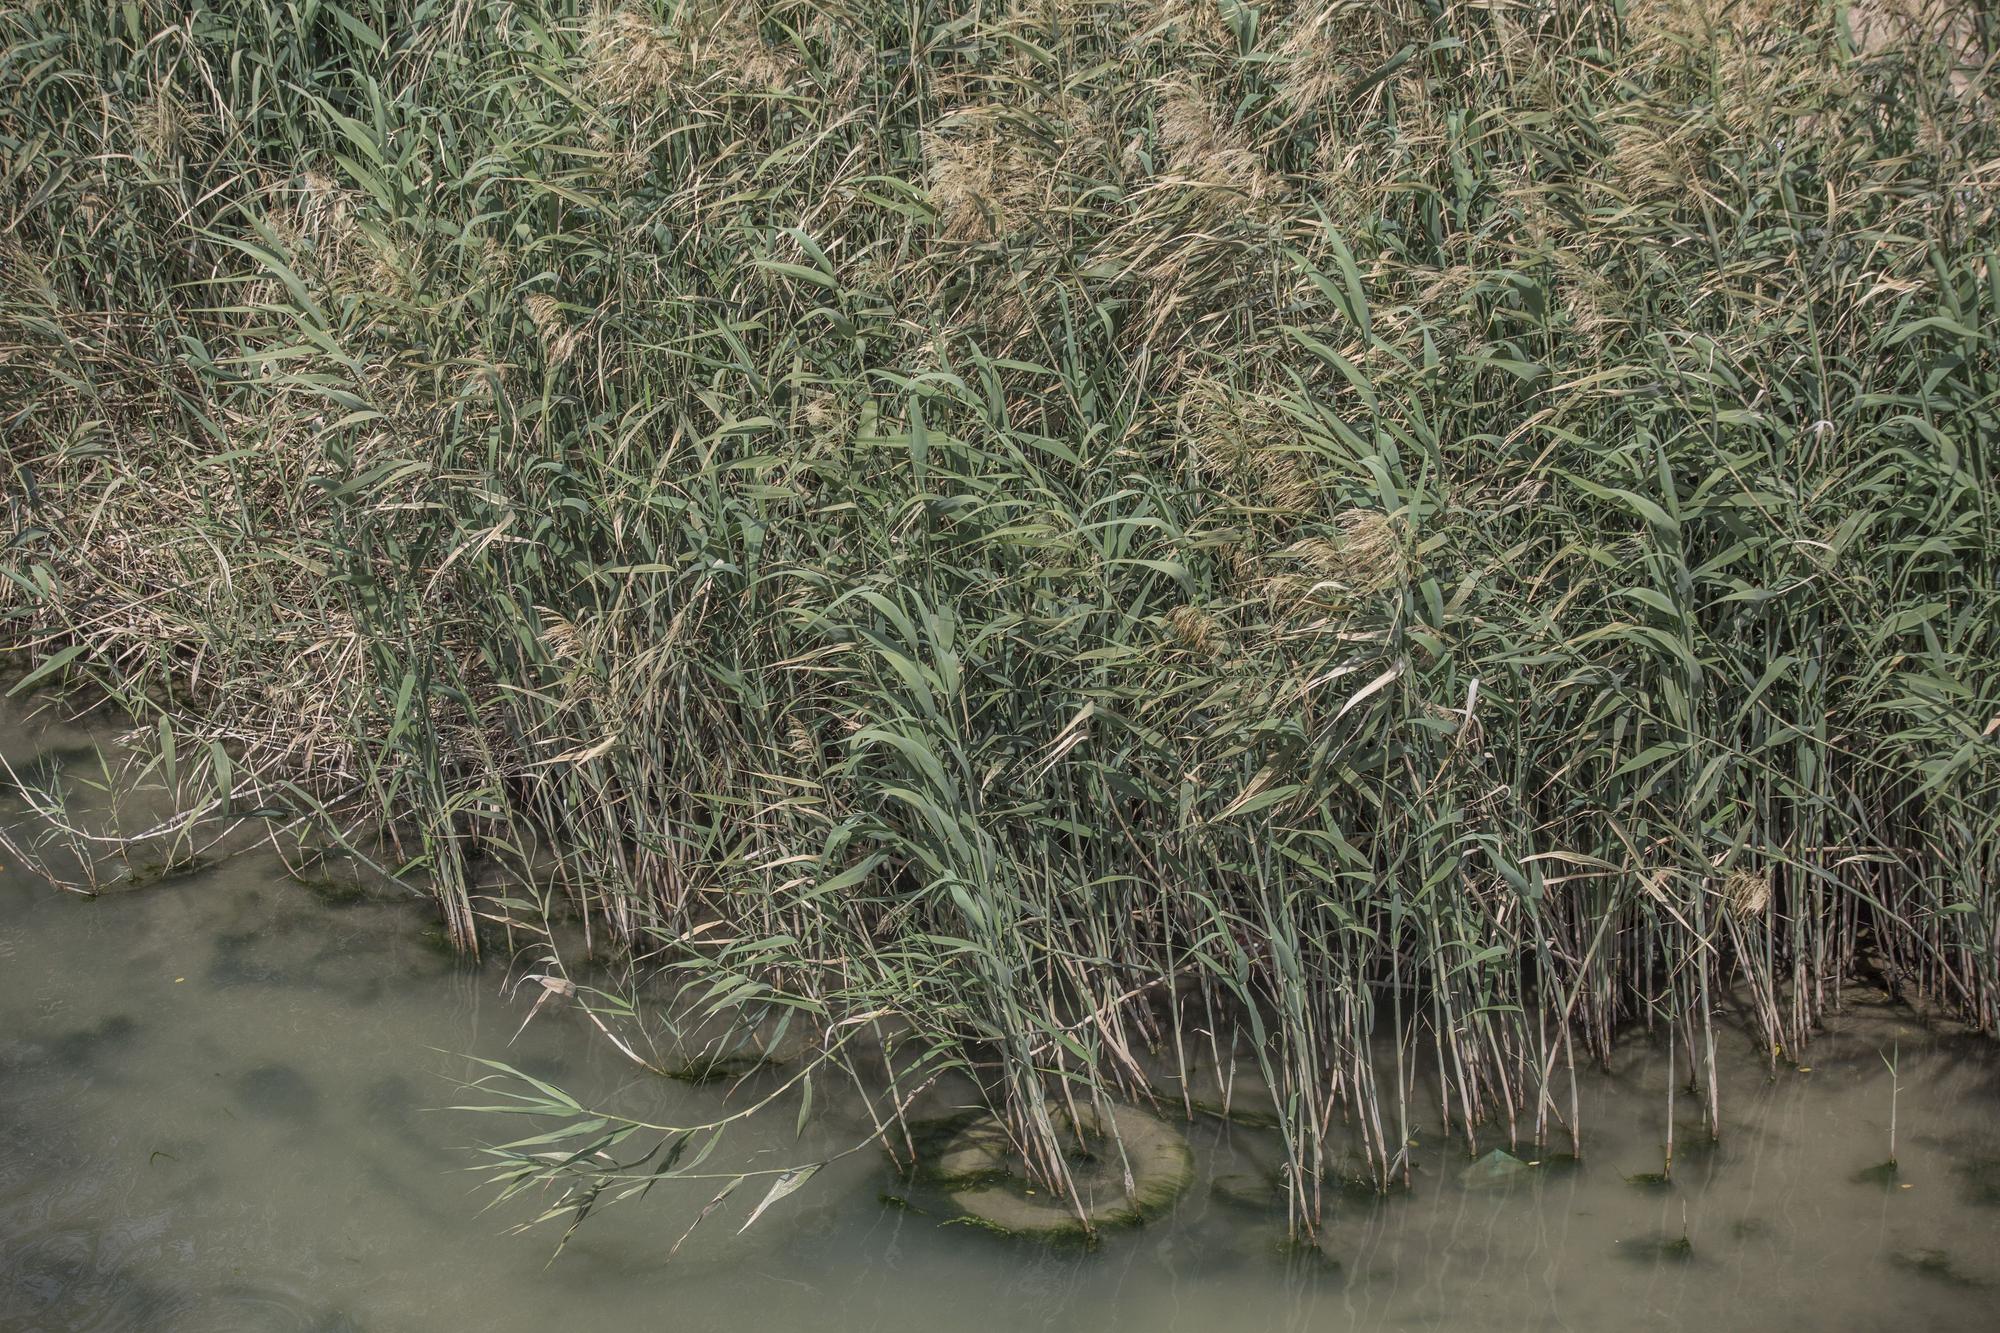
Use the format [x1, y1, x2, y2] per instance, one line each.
[917, 1105, 1194, 1241]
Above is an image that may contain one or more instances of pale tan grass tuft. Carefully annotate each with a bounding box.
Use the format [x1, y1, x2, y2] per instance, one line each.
[1166, 604, 1221, 656]
[1605, 121, 1708, 202]
[129, 84, 203, 161]
[923, 111, 1043, 241]
[1315, 510, 1406, 596]
[1723, 869, 1773, 917]
[1156, 81, 1282, 204]
[581, 4, 688, 101]
[1845, 0, 1989, 96]
[523, 292, 585, 366]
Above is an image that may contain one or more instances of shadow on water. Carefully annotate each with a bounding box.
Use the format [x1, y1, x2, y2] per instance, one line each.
[237, 1063, 321, 1122]
[0, 1012, 141, 1077]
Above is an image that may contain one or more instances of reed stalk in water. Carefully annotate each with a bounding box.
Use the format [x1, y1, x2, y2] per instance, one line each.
[2, 0, 1997, 1240]
[1885, 1042, 1901, 1167]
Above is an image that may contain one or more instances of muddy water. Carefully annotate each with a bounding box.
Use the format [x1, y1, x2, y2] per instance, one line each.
[4, 703, 1999, 1332]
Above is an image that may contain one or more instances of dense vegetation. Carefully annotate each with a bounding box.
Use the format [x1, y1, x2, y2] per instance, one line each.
[3, 0, 1996, 1238]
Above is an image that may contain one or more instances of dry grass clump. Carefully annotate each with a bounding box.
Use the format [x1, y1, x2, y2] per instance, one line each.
[1722, 869, 1773, 919]
[581, 2, 798, 103]
[580, 4, 690, 101]
[127, 82, 207, 161]
[923, 112, 1045, 242]
[522, 292, 586, 366]
[1272, 4, 1349, 112]
[1154, 80, 1283, 206]
[1603, 120, 1713, 203]
[1140, 0, 1239, 53]
[1164, 603, 1222, 656]
[1176, 379, 1329, 517]
[1846, 0, 1990, 85]
[1301, 510, 1406, 597]
[1623, 0, 1749, 52]
[1251, 510, 1409, 617]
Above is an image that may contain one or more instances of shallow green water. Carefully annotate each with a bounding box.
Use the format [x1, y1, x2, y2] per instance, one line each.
[4, 704, 1999, 1331]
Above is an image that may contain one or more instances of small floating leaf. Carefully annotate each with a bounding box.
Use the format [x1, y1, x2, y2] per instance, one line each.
[739, 1163, 822, 1233]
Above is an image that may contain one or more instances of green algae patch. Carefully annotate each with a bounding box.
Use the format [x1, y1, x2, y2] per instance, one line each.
[1616, 1233, 1694, 1262]
[118, 855, 215, 889]
[921, 1104, 1194, 1241]
[932, 1114, 1016, 1185]
[288, 870, 373, 908]
[1334, 1167, 1407, 1203]
[668, 1045, 783, 1084]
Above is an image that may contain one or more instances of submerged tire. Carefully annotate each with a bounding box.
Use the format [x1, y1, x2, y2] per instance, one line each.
[934, 1104, 1194, 1240]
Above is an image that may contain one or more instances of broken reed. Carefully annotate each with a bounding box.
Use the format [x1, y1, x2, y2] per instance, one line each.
[2, 0, 1997, 1238]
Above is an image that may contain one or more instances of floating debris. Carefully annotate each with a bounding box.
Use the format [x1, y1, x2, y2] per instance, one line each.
[1462, 1148, 1533, 1190]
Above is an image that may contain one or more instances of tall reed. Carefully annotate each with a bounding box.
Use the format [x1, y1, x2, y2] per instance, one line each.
[3, 0, 1996, 1238]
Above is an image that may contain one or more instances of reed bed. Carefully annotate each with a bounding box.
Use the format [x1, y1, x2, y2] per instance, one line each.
[2, 0, 1997, 1239]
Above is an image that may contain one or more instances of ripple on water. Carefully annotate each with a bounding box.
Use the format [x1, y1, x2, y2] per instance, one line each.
[2, 1225, 98, 1318]
[174, 1282, 364, 1332]
[3, 1238, 346, 1333]
[0, 1223, 193, 1332]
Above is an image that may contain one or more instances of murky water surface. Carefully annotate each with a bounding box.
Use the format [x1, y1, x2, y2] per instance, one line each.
[4, 701, 1999, 1331]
